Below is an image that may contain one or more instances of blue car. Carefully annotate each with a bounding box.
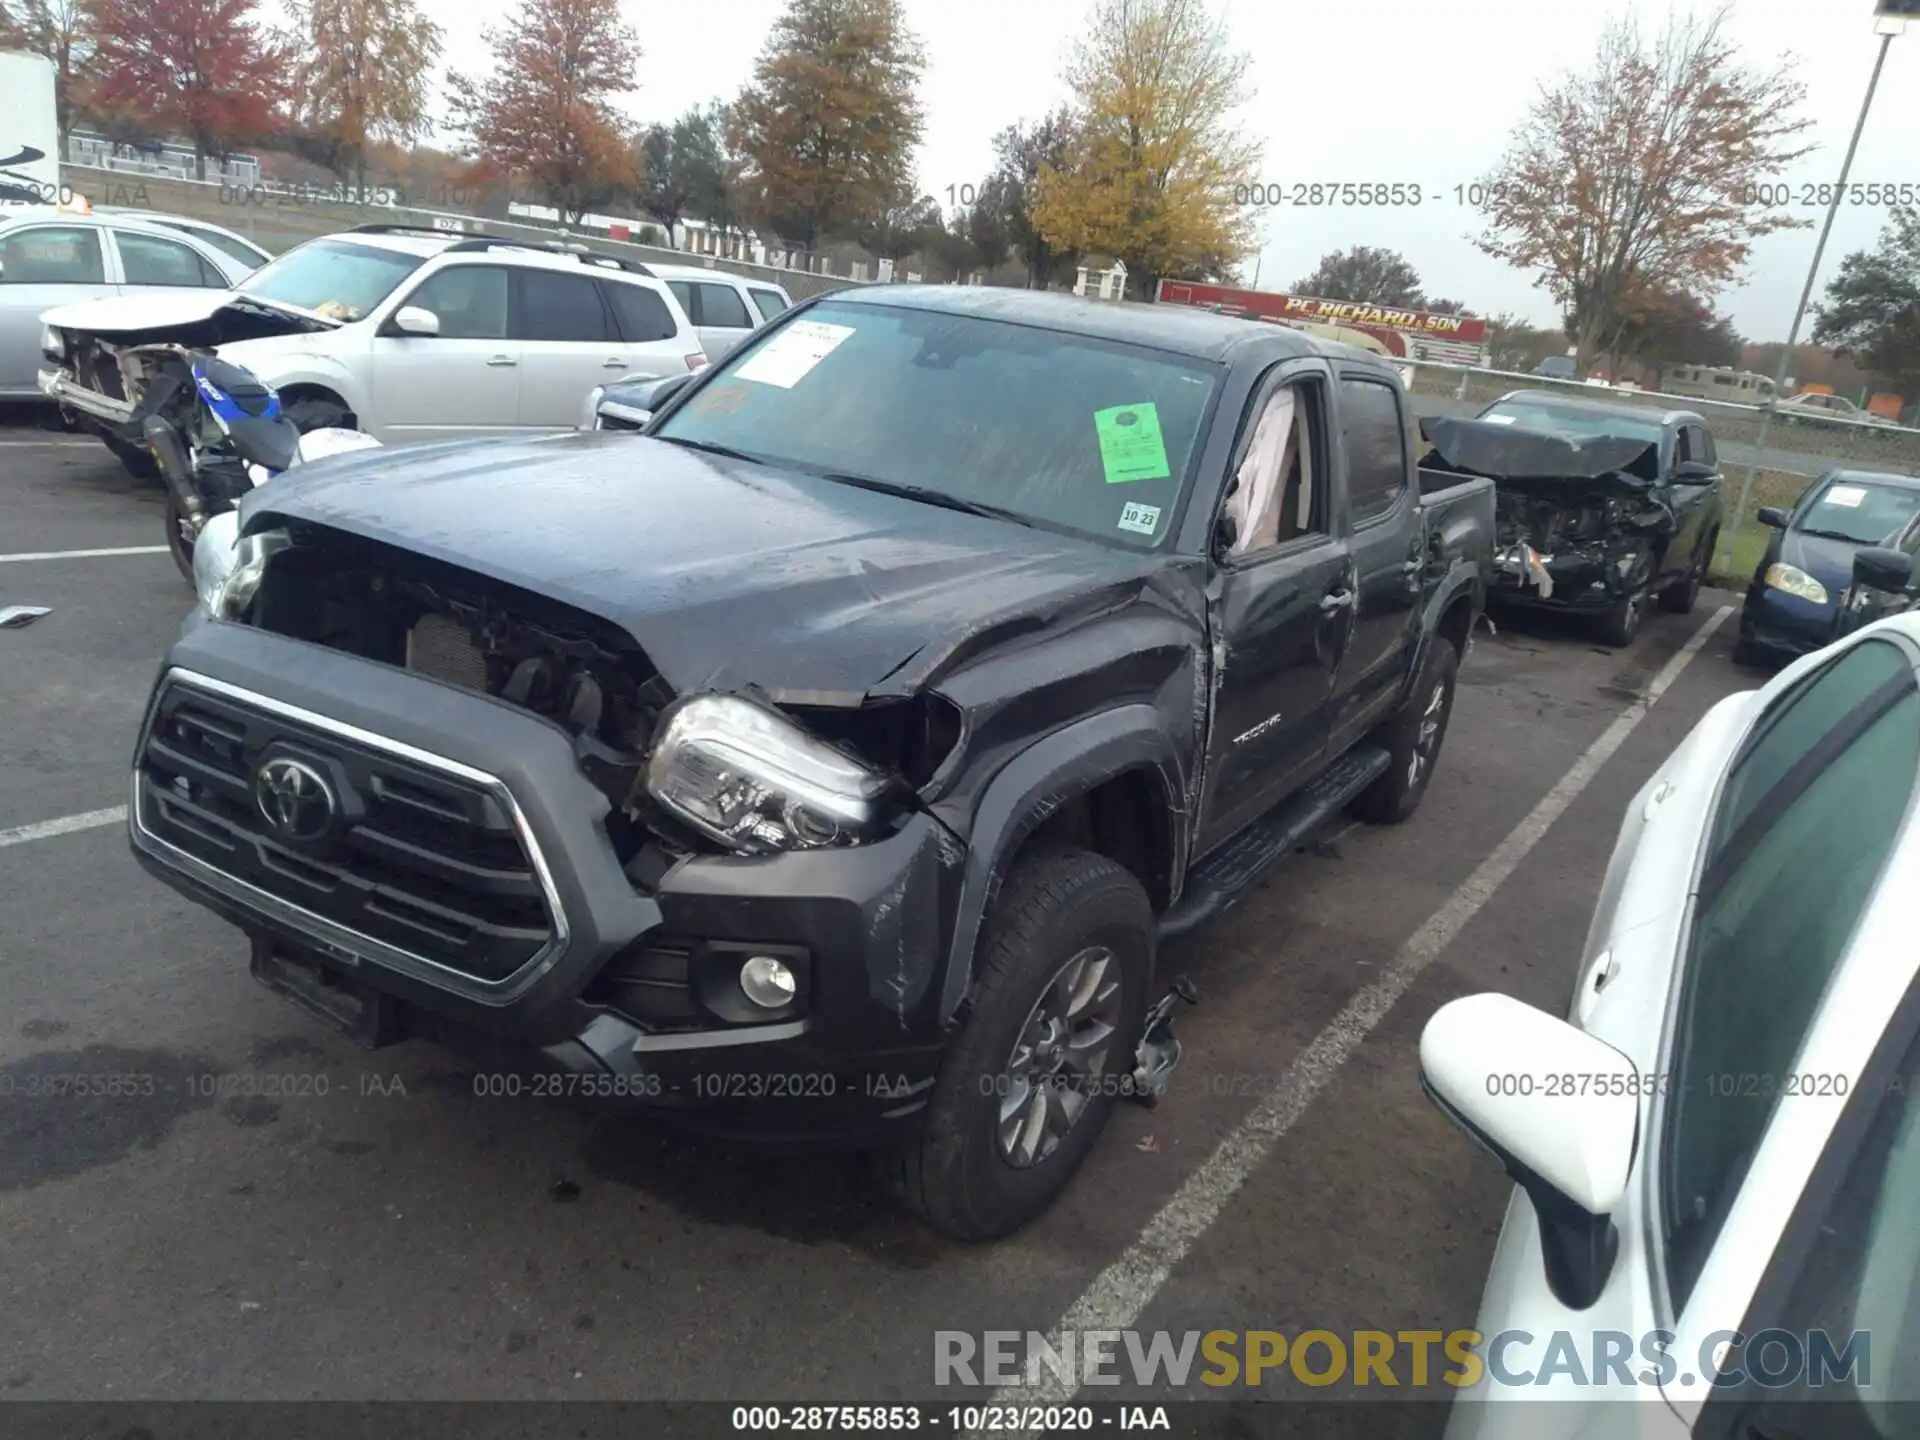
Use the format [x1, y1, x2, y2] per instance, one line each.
[1735, 468, 1920, 666]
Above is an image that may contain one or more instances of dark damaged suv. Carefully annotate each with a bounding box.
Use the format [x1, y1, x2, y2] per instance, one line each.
[130, 287, 1493, 1238]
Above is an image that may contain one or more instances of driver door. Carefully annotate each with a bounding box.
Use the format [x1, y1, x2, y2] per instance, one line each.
[369, 263, 521, 442]
[1667, 424, 1719, 579]
[1195, 363, 1353, 855]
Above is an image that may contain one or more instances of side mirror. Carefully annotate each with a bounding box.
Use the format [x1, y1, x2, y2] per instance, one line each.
[1758, 506, 1789, 529]
[1420, 993, 1639, 1311]
[390, 305, 440, 337]
[1854, 546, 1915, 594]
[1672, 460, 1717, 482]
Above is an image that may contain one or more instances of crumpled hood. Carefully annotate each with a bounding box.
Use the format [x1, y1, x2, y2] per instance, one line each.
[1421, 415, 1660, 494]
[41, 290, 332, 344]
[244, 431, 1170, 703]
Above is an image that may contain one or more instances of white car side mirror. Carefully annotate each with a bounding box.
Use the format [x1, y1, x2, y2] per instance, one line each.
[1420, 992, 1640, 1310]
[391, 305, 440, 337]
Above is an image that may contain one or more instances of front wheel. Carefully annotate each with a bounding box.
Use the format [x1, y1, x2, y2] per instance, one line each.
[883, 848, 1152, 1240]
[163, 492, 198, 582]
[283, 395, 350, 434]
[1594, 589, 1645, 648]
[1350, 635, 1459, 825]
[1661, 531, 1714, 614]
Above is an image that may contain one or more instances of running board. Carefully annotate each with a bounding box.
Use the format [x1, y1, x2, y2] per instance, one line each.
[1157, 744, 1391, 941]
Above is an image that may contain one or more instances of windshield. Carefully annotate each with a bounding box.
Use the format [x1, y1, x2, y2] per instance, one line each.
[239, 238, 426, 322]
[1794, 478, 1920, 544]
[1478, 399, 1664, 448]
[650, 300, 1220, 549]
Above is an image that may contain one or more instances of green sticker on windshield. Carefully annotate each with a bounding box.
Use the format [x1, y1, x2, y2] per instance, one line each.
[1094, 403, 1171, 484]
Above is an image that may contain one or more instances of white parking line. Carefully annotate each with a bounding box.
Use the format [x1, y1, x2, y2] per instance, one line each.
[0, 806, 127, 851]
[0, 545, 169, 563]
[0, 440, 97, 447]
[996, 604, 1734, 1412]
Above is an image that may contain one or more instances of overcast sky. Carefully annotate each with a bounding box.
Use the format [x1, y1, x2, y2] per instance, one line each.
[393, 0, 1920, 341]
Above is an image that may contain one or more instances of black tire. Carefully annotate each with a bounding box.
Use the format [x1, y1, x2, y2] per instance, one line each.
[1349, 635, 1459, 825]
[283, 395, 350, 434]
[1594, 589, 1645, 648]
[884, 848, 1153, 1240]
[163, 491, 197, 583]
[1660, 530, 1714, 615]
[1732, 636, 1770, 669]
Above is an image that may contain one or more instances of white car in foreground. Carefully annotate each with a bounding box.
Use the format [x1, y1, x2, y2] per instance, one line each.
[1422, 612, 1920, 1438]
[39, 224, 705, 462]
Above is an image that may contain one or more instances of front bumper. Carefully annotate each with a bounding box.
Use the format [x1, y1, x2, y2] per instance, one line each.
[128, 620, 959, 1142]
[1488, 543, 1643, 612]
[1738, 584, 1840, 660]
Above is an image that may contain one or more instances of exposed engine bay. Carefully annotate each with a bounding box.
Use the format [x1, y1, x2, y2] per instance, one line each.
[244, 526, 957, 872]
[1419, 415, 1674, 600]
[45, 300, 331, 427]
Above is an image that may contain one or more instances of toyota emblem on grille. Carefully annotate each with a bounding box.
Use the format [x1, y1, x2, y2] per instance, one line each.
[255, 757, 337, 840]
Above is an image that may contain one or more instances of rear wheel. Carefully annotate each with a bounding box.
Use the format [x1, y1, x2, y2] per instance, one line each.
[883, 848, 1152, 1240]
[1350, 635, 1459, 825]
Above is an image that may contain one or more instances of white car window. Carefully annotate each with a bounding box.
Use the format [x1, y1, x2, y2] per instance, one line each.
[604, 281, 679, 342]
[513, 270, 613, 342]
[1659, 638, 1920, 1313]
[693, 280, 752, 329]
[401, 265, 510, 339]
[748, 288, 788, 322]
[115, 229, 224, 287]
[164, 224, 268, 271]
[665, 278, 695, 319]
[0, 225, 105, 284]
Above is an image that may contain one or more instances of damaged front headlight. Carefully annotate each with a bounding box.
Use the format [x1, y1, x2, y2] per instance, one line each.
[198, 525, 291, 620]
[1764, 563, 1829, 605]
[645, 695, 894, 855]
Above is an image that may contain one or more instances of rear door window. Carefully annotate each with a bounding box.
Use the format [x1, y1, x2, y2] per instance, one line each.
[604, 281, 679, 342]
[748, 288, 788, 322]
[514, 270, 614, 342]
[693, 281, 752, 329]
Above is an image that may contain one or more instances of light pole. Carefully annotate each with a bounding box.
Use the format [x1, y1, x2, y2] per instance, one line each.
[1716, 2, 1910, 575]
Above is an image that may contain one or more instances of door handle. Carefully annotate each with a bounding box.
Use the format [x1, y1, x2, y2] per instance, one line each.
[603, 357, 627, 368]
[1319, 589, 1355, 614]
[487, 355, 517, 367]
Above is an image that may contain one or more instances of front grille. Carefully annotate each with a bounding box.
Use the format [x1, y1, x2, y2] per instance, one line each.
[405, 612, 488, 689]
[134, 676, 558, 984]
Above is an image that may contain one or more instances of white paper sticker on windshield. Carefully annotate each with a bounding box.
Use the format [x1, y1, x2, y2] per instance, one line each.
[1118, 502, 1162, 535]
[734, 321, 855, 389]
[1823, 485, 1867, 508]
[1482, 414, 1518, 424]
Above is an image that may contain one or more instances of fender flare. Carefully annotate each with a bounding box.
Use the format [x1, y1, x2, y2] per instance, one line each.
[936, 705, 1189, 1025]
[1401, 566, 1484, 707]
[250, 362, 363, 423]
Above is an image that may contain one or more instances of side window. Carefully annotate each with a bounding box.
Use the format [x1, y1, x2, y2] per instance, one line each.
[115, 230, 217, 287]
[693, 281, 752, 329]
[1675, 427, 1694, 464]
[173, 227, 268, 272]
[1337, 375, 1408, 523]
[1692, 1005, 1920, 1440]
[603, 281, 678, 342]
[1660, 637, 1920, 1315]
[1224, 379, 1326, 558]
[398, 265, 509, 339]
[666, 279, 696, 322]
[514, 270, 613, 342]
[1695, 427, 1717, 466]
[748, 288, 788, 322]
[0, 225, 105, 284]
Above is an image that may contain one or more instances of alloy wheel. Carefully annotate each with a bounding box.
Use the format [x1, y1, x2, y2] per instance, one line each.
[996, 946, 1125, 1168]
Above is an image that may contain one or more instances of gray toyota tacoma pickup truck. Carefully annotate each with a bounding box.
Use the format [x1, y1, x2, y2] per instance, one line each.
[132, 286, 1494, 1238]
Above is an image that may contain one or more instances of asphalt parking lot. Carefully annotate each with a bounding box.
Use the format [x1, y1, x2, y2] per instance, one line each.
[0, 417, 1754, 1416]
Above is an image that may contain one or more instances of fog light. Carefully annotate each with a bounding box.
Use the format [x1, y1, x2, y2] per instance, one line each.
[739, 955, 797, 1009]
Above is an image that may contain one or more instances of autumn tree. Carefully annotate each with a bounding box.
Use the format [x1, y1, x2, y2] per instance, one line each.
[0, 0, 94, 142]
[1614, 287, 1743, 376]
[288, 0, 441, 200]
[1292, 246, 1425, 306]
[1473, 6, 1813, 376]
[729, 0, 926, 253]
[1032, 0, 1260, 300]
[1482, 312, 1565, 373]
[855, 195, 942, 263]
[1812, 204, 1920, 401]
[447, 0, 640, 224]
[985, 108, 1079, 288]
[88, 0, 290, 179]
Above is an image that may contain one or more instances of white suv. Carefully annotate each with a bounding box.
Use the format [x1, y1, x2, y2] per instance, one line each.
[40, 224, 707, 445]
[649, 263, 792, 362]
